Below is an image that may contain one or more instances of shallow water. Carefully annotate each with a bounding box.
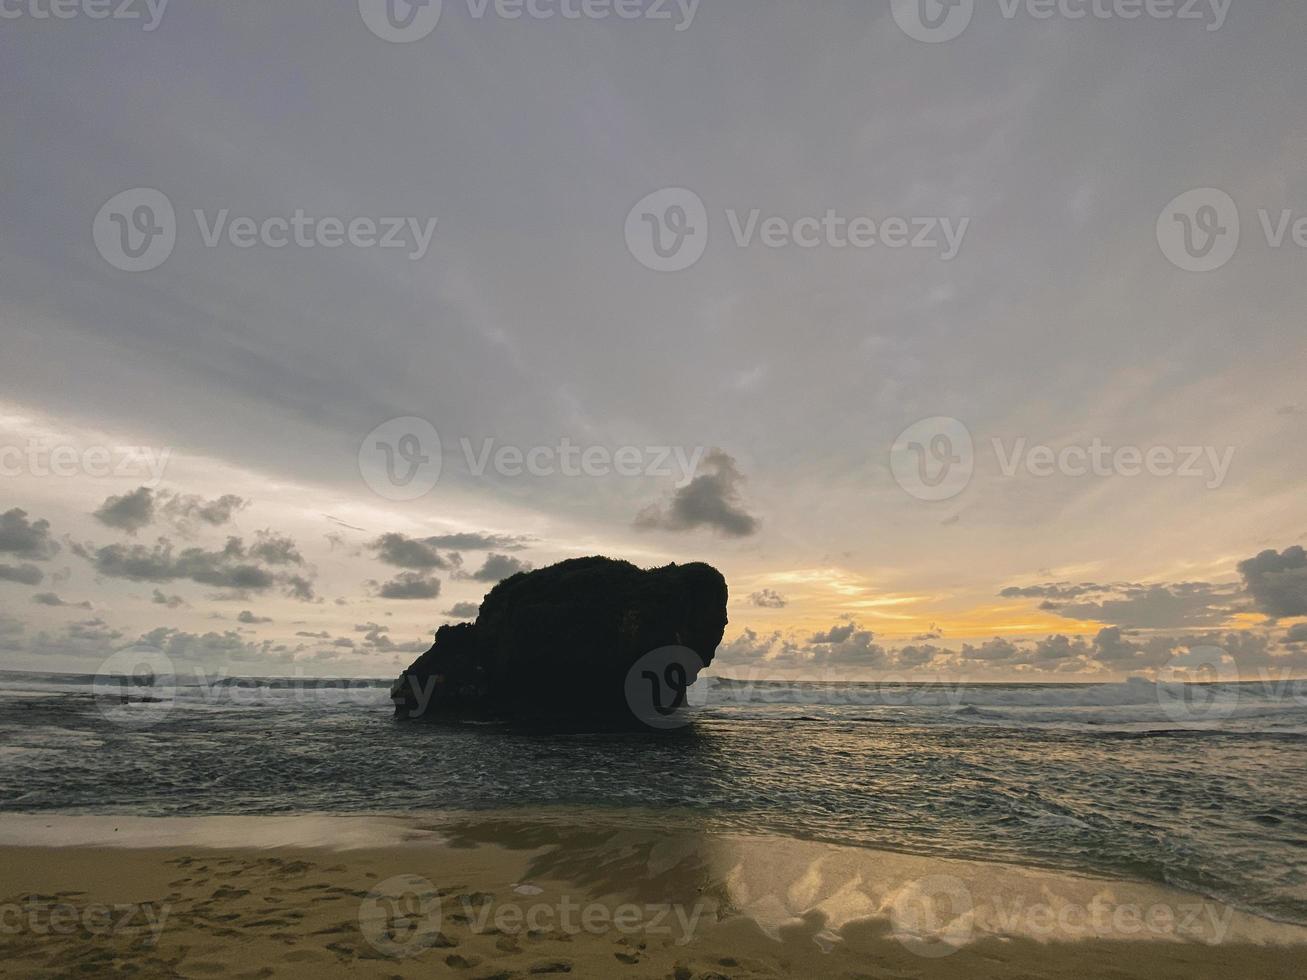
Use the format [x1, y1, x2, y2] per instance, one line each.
[1, 670, 1305, 926]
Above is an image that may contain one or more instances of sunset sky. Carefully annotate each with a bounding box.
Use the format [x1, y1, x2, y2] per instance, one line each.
[2, 2, 1305, 679]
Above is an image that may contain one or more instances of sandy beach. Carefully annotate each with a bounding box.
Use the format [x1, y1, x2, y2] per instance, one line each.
[1, 811, 1304, 979]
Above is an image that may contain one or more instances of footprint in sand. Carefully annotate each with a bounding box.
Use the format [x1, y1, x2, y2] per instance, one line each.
[528, 961, 573, 975]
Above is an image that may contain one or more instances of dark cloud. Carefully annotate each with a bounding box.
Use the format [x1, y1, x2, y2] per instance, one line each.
[31, 593, 92, 609]
[151, 589, 186, 608]
[237, 610, 273, 624]
[1285, 623, 1307, 644]
[445, 601, 481, 619]
[161, 492, 248, 528]
[354, 623, 391, 647]
[93, 488, 248, 536]
[959, 637, 1022, 662]
[749, 589, 787, 609]
[718, 621, 888, 669]
[249, 531, 304, 566]
[1054, 584, 1241, 629]
[66, 617, 123, 645]
[635, 450, 760, 538]
[140, 626, 273, 665]
[1000, 583, 1117, 600]
[1238, 546, 1307, 619]
[424, 532, 530, 552]
[93, 487, 155, 534]
[282, 575, 317, 602]
[76, 535, 314, 599]
[895, 643, 943, 667]
[0, 508, 59, 560]
[370, 533, 459, 570]
[79, 537, 275, 590]
[0, 563, 43, 586]
[376, 572, 443, 600]
[460, 553, 530, 583]
[1003, 580, 1241, 629]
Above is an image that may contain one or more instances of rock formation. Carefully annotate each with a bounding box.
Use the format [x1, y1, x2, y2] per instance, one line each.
[390, 557, 728, 729]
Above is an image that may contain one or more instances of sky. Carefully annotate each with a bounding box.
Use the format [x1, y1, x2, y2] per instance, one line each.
[1, 0, 1305, 680]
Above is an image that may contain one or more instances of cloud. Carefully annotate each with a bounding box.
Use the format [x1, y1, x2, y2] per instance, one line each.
[375, 572, 443, 600]
[93, 488, 248, 536]
[78, 536, 275, 589]
[237, 610, 273, 624]
[75, 535, 315, 599]
[717, 620, 889, 669]
[749, 589, 787, 608]
[151, 589, 186, 608]
[0, 508, 59, 559]
[354, 622, 391, 646]
[31, 593, 92, 609]
[249, 531, 304, 566]
[445, 601, 481, 618]
[161, 492, 248, 528]
[1238, 546, 1307, 619]
[424, 532, 530, 552]
[1285, 623, 1307, 644]
[139, 626, 273, 666]
[459, 553, 531, 583]
[370, 533, 459, 570]
[635, 450, 760, 538]
[1002, 580, 1242, 629]
[1000, 583, 1118, 600]
[282, 574, 316, 602]
[93, 487, 155, 534]
[0, 563, 43, 586]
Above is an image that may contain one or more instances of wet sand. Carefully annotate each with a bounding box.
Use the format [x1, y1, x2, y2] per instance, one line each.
[1, 811, 1304, 979]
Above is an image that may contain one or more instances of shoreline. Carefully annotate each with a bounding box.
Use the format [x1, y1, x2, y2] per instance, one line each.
[2, 810, 1305, 978]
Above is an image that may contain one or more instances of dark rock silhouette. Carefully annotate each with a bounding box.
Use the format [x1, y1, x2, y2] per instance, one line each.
[391, 557, 728, 728]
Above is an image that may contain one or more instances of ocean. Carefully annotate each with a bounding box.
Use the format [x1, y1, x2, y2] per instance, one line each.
[1, 669, 1305, 927]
